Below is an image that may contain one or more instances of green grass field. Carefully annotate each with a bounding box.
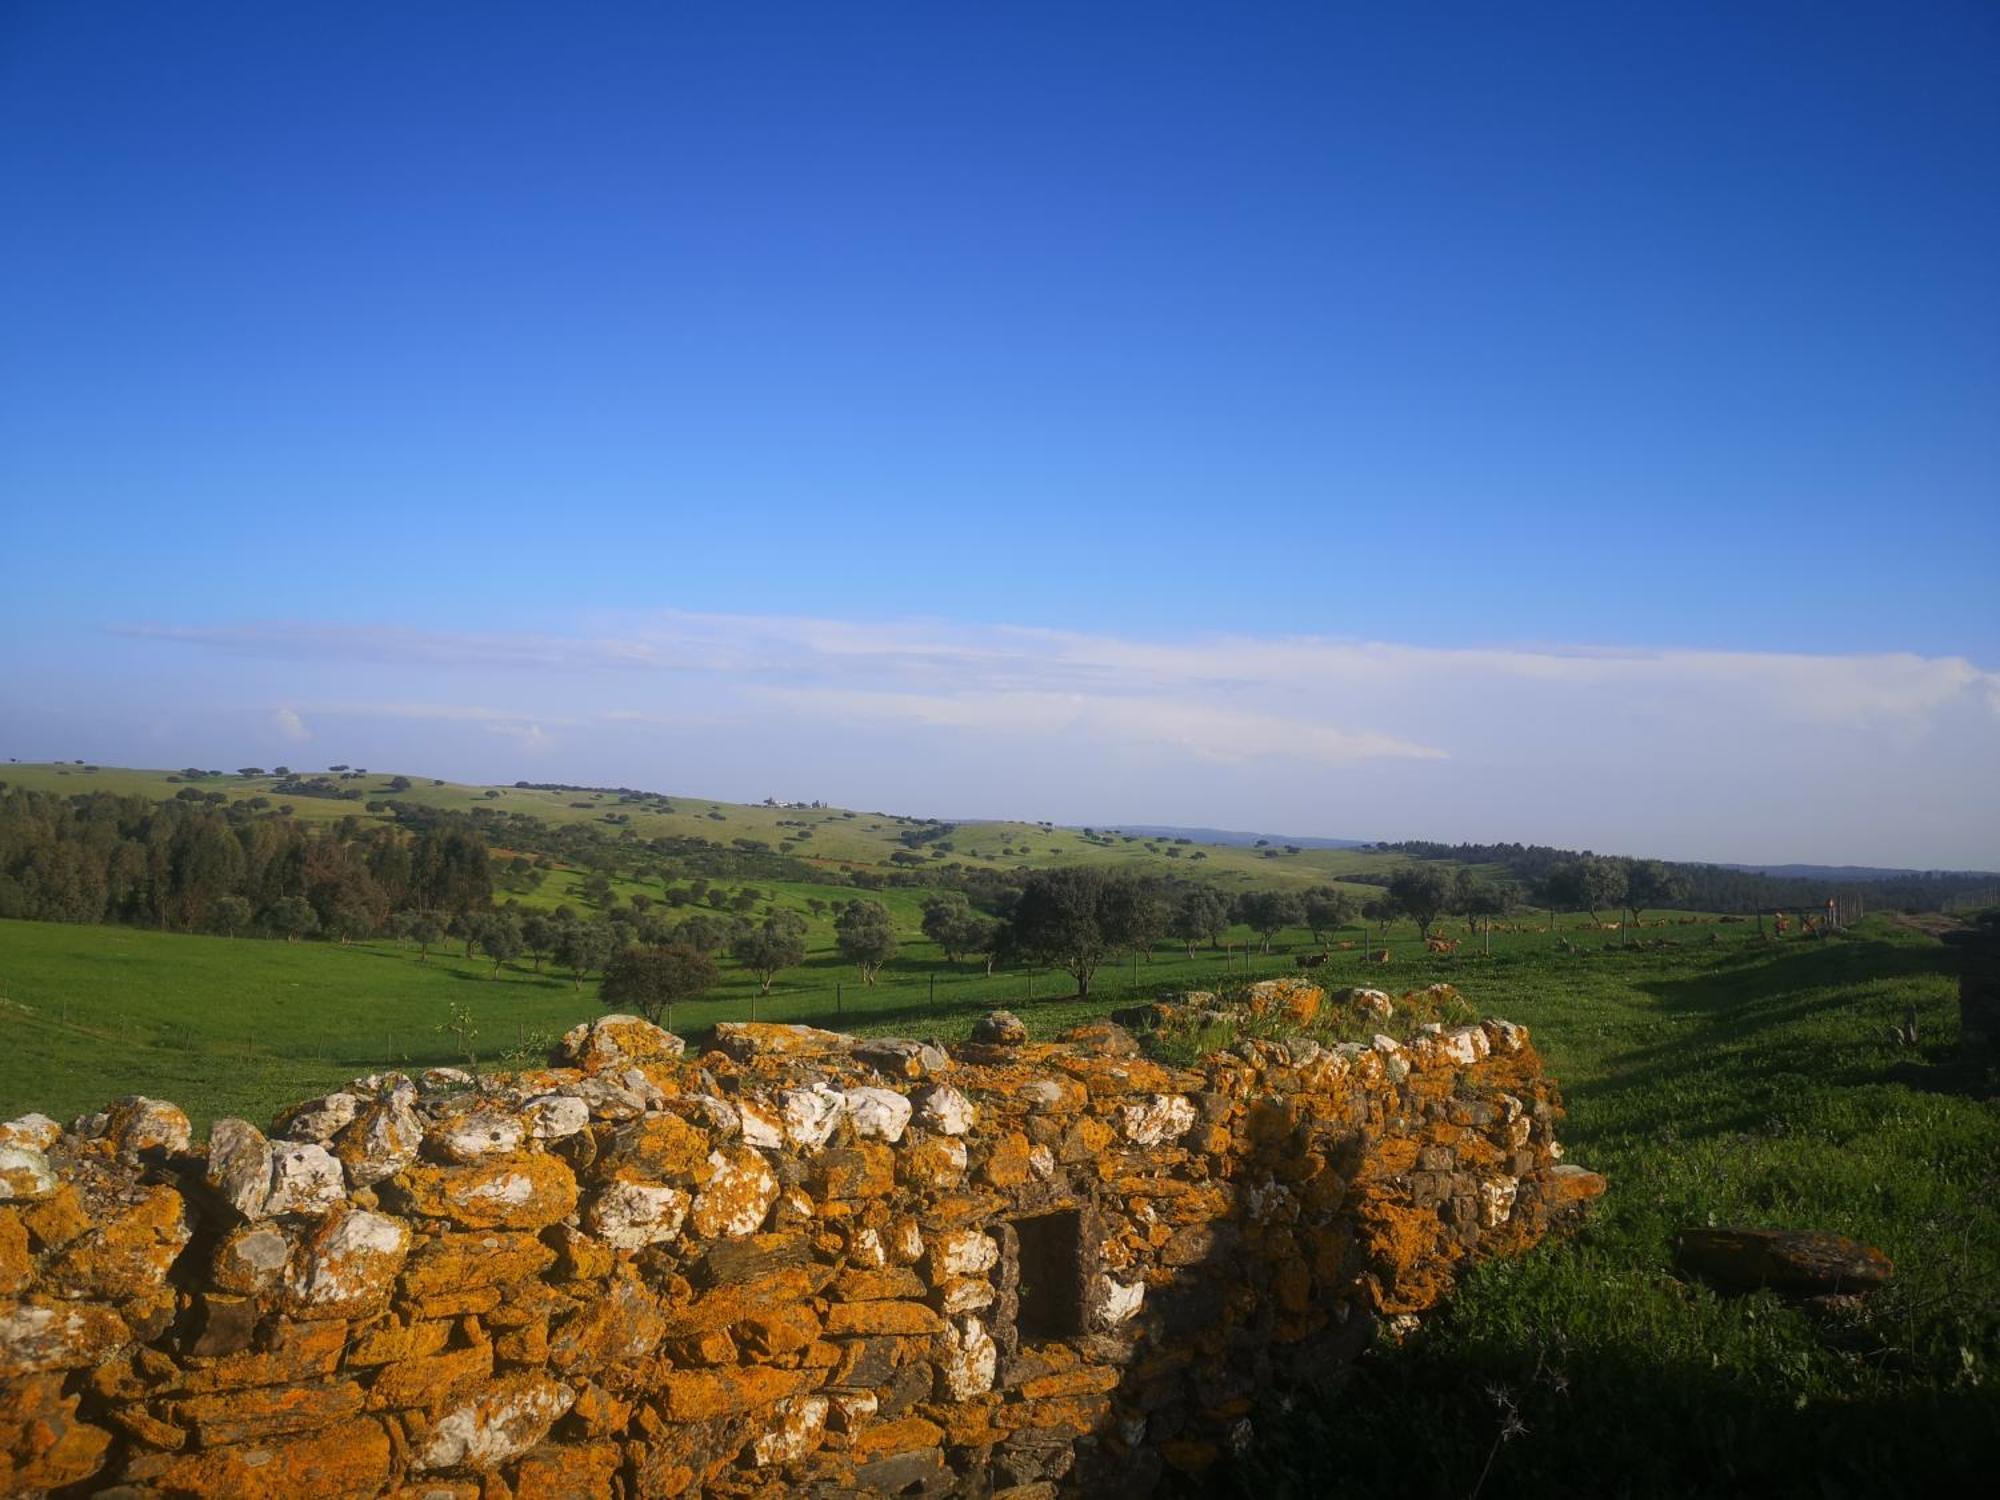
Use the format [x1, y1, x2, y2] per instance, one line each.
[0, 909, 1725, 1129]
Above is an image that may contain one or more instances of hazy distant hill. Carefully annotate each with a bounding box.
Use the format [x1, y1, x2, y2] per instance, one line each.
[1106, 824, 1370, 850]
[1721, 862, 1998, 882]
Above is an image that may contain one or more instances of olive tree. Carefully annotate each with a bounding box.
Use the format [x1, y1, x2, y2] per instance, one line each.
[835, 899, 898, 985]
[600, 942, 717, 1029]
[732, 909, 809, 994]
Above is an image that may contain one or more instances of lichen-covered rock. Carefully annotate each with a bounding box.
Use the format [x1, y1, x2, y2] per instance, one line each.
[584, 1182, 689, 1250]
[425, 1110, 528, 1164]
[0, 1299, 130, 1378]
[1437, 1026, 1491, 1067]
[1547, 1163, 1608, 1208]
[392, 1156, 579, 1231]
[204, 1118, 277, 1218]
[1335, 986, 1396, 1020]
[1245, 978, 1324, 1026]
[843, 1087, 914, 1143]
[265, 1141, 347, 1217]
[148, 1415, 391, 1497]
[0, 998, 1586, 1496]
[736, 1097, 786, 1150]
[274, 1091, 361, 1143]
[712, 1021, 852, 1062]
[972, 1010, 1030, 1046]
[413, 1374, 575, 1471]
[935, 1314, 997, 1399]
[553, 1015, 685, 1075]
[1118, 1094, 1196, 1147]
[853, 1037, 951, 1079]
[282, 1206, 410, 1316]
[779, 1084, 848, 1150]
[209, 1222, 294, 1294]
[750, 1393, 830, 1465]
[331, 1094, 423, 1188]
[598, 1112, 709, 1184]
[927, 1228, 998, 1282]
[689, 1146, 778, 1239]
[520, 1094, 590, 1141]
[0, 1116, 61, 1153]
[0, 1148, 55, 1203]
[99, 1096, 193, 1159]
[42, 1183, 190, 1301]
[1674, 1227, 1892, 1297]
[914, 1083, 975, 1137]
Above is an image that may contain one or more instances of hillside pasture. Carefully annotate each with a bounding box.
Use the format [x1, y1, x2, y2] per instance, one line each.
[0, 762, 1413, 889]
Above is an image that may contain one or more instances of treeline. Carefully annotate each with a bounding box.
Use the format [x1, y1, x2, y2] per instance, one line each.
[0, 788, 492, 937]
[1380, 839, 1993, 913]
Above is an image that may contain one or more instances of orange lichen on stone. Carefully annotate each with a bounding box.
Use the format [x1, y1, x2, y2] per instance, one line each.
[0, 1005, 1596, 1495]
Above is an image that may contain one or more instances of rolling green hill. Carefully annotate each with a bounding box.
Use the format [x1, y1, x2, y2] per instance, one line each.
[0, 761, 1410, 892]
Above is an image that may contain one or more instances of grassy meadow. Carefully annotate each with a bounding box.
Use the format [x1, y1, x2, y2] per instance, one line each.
[3, 906, 1727, 1130]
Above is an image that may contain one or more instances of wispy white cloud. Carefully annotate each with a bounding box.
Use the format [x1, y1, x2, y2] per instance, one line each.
[271, 706, 310, 742]
[152, 610, 2000, 768]
[112, 609, 1998, 864]
[748, 686, 1449, 766]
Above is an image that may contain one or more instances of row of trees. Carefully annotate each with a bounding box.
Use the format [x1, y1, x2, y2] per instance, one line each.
[0, 789, 492, 937]
[1380, 837, 1984, 916]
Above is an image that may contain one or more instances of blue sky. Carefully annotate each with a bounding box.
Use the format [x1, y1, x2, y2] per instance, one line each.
[2, 2, 1995, 865]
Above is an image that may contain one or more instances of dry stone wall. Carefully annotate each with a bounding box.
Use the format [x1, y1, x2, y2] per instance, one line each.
[0, 981, 1604, 1497]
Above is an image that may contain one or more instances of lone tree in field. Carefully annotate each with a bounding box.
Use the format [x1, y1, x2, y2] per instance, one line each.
[1386, 864, 1454, 941]
[1100, 876, 1169, 962]
[519, 911, 557, 972]
[1300, 885, 1358, 949]
[1619, 859, 1685, 940]
[731, 909, 809, 994]
[600, 942, 717, 1029]
[477, 914, 523, 978]
[264, 895, 319, 942]
[921, 893, 975, 958]
[1235, 889, 1305, 953]
[553, 920, 615, 990]
[397, 909, 446, 963]
[1540, 856, 1625, 926]
[209, 895, 253, 937]
[1452, 870, 1512, 953]
[964, 913, 1006, 975]
[835, 899, 898, 985]
[1169, 886, 1232, 957]
[1004, 867, 1137, 997]
[923, 892, 1002, 969]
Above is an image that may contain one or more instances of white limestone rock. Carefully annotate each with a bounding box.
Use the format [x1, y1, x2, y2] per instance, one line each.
[779, 1084, 848, 1151]
[1119, 1094, 1196, 1147]
[842, 1086, 913, 1143]
[584, 1182, 689, 1250]
[935, 1314, 997, 1399]
[914, 1084, 975, 1137]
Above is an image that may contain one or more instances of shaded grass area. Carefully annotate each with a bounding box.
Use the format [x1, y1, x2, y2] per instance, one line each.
[1216, 920, 1998, 1498]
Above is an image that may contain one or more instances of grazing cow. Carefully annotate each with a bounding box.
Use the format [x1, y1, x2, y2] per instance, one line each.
[1424, 936, 1460, 955]
[1367, 948, 1392, 964]
[1298, 951, 1330, 969]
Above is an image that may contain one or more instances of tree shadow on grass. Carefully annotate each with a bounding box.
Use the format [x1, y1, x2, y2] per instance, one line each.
[1570, 935, 1965, 1141]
